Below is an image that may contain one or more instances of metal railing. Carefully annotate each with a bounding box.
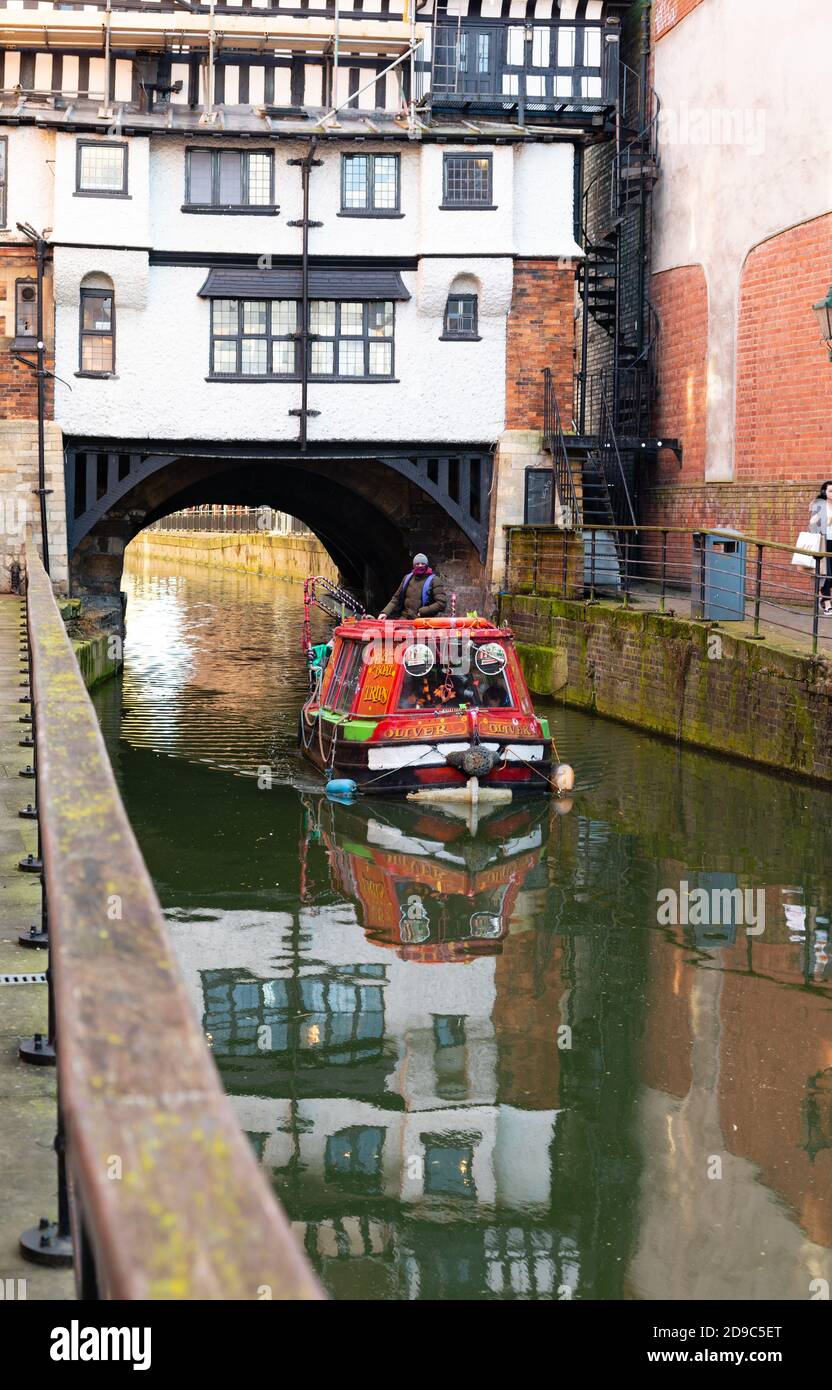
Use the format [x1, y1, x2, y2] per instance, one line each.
[542, 367, 580, 529]
[424, 17, 619, 115]
[504, 525, 832, 657]
[19, 547, 323, 1300]
[148, 506, 310, 536]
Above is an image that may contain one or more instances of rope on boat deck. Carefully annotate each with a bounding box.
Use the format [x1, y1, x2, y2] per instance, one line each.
[497, 742, 565, 794]
[358, 743, 450, 790]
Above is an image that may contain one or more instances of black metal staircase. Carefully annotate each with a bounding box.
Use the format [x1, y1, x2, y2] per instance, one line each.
[575, 56, 661, 443]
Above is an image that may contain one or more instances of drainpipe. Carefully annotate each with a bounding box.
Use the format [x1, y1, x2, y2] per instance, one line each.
[636, 1, 651, 362]
[200, 0, 217, 124]
[288, 142, 322, 450]
[14, 224, 51, 576]
[99, 0, 113, 119]
[34, 234, 49, 575]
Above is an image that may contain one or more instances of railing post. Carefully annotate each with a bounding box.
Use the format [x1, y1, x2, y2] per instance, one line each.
[752, 543, 764, 640]
[622, 532, 630, 608]
[813, 554, 821, 657]
[562, 530, 569, 598]
[19, 1101, 74, 1268]
[532, 528, 540, 597]
[589, 528, 597, 601]
[660, 529, 668, 612]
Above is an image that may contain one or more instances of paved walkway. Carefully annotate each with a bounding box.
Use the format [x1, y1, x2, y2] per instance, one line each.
[0, 595, 73, 1299]
[613, 584, 832, 661]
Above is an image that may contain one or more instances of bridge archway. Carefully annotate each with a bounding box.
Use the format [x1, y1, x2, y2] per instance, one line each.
[65, 443, 493, 616]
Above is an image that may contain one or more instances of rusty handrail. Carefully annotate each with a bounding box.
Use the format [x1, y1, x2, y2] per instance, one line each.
[25, 546, 323, 1301]
[506, 522, 819, 560]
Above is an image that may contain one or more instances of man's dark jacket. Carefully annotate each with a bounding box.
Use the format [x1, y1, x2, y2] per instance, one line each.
[381, 571, 447, 619]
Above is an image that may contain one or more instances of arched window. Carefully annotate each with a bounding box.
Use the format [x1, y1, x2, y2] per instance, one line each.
[442, 274, 481, 341]
[79, 273, 115, 375]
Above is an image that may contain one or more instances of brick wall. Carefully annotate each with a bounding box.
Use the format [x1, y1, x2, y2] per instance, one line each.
[0, 350, 55, 420]
[501, 593, 832, 784]
[651, 264, 709, 485]
[735, 213, 832, 488]
[641, 481, 819, 555]
[653, 0, 708, 41]
[505, 260, 575, 431]
[0, 246, 55, 419]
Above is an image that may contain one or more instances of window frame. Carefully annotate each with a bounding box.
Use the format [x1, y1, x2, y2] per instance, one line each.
[183, 147, 278, 214]
[208, 297, 397, 383]
[13, 277, 38, 346]
[339, 152, 402, 218]
[0, 136, 7, 228]
[309, 300, 396, 382]
[75, 140, 129, 198]
[440, 152, 495, 210]
[78, 286, 116, 377]
[441, 292, 480, 341]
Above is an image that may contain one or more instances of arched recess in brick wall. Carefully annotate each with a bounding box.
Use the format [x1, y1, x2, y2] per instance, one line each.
[650, 263, 709, 484]
[735, 213, 832, 487]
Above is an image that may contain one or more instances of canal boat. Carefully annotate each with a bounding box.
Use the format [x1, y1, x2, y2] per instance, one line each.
[300, 604, 573, 800]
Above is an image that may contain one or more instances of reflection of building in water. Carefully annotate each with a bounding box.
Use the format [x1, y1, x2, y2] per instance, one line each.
[631, 869, 832, 1300]
[165, 803, 570, 1299]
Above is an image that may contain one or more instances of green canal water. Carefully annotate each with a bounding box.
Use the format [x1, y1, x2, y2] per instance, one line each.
[93, 551, 832, 1302]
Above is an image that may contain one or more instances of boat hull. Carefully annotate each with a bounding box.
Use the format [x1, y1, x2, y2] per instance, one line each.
[300, 728, 552, 796]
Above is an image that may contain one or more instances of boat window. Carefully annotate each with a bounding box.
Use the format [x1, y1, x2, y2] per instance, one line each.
[395, 641, 514, 712]
[396, 668, 513, 711]
[472, 673, 513, 708]
[329, 643, 364, 714]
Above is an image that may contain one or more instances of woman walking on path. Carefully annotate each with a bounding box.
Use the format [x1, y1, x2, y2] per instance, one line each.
[809, 481, 832, 615]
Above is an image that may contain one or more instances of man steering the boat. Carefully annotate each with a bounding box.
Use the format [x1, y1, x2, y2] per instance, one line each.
[378, 553, 447, 621]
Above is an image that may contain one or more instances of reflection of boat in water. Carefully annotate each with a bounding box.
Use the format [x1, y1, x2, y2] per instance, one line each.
[306, 796, 549, 963]
[300, 592, 574, 799]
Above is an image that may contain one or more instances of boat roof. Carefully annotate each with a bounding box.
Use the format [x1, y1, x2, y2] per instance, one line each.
[333, 618, 513, 641]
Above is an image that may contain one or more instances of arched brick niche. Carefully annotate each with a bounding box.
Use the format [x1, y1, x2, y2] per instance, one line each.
[652, 263, 709, 485]
[735, 213, 832, 487]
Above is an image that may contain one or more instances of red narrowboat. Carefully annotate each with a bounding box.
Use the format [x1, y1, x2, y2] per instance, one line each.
[299, 615, 563, 800]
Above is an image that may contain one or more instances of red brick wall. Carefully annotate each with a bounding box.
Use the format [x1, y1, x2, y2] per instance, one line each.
[0, 246, 55, 419]
[651, 265, 709, 486]
[505, 259, 575, 431]
[653, 0, 707, 41]
[735, 213, 832, 486]
[0, 351, 55, 419]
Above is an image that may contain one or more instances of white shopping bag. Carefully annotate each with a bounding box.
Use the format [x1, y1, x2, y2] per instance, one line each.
[791, 531, 823, 568]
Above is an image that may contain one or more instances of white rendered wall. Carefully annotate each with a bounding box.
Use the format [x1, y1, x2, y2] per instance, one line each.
[39, 130, 581, 443]
[51, 131, 151, 249]
[652, 0, 831, 481]
[0, 126, 55, 238]
[53, 257, 511, 441]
